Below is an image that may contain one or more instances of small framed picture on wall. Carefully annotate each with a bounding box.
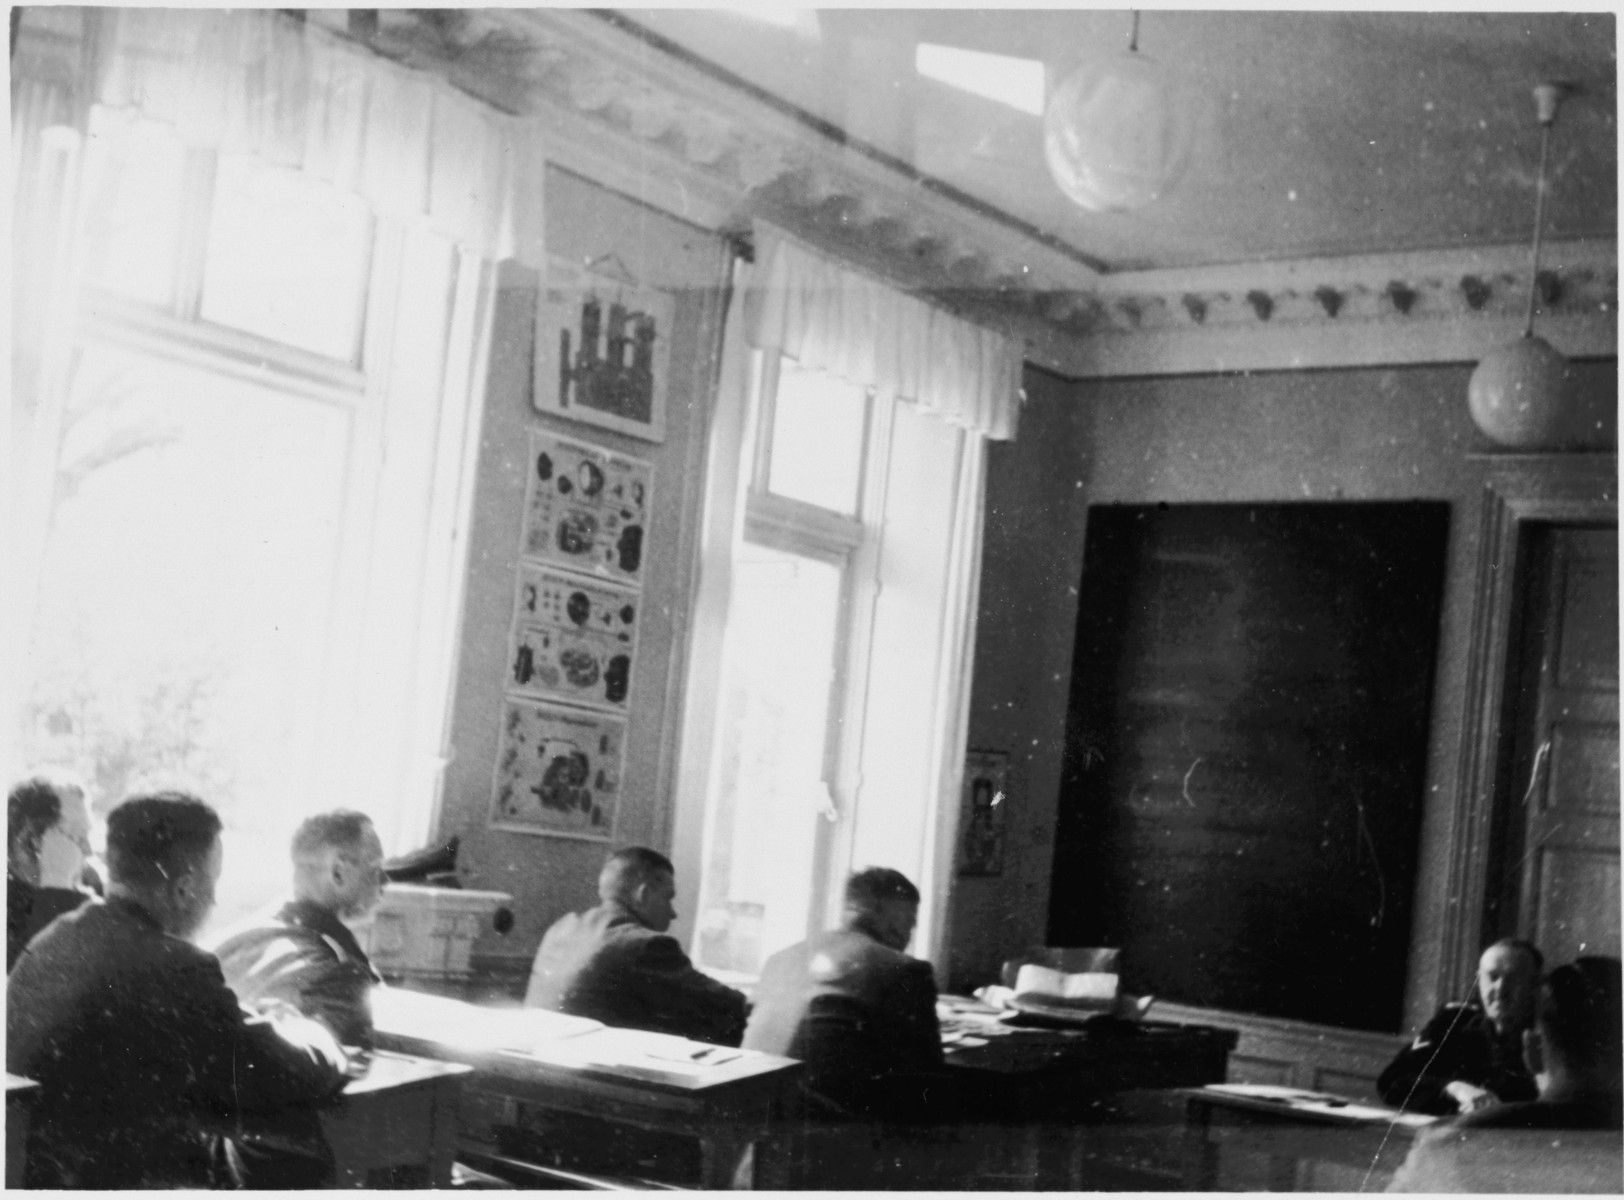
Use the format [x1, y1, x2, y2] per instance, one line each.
[534, 254, 673, 443]
[958, 749, 1010, 876]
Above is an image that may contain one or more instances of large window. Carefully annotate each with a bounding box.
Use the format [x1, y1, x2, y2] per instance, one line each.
[14, 100, 488, 933]
[690, 348, 977, 978]
[694, 358, 871, 974]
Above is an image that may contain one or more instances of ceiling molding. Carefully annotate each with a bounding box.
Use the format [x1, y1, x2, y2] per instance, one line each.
[23, 9, 1614, 382]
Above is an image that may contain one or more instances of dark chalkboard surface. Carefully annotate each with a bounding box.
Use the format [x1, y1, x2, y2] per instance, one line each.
[1047, 502, 1449, 1032]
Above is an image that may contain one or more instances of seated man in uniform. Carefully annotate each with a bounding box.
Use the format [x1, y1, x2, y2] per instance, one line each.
[7, 771, 96, 971]
[7, 790, 348, 1189]
[1379, 938, 1542, 1115]
[744, 866, 948, 1123]
[1388, 955, 1622, 1193]
[214, 809, 387, 1051]
[525, 846, 746, 1045]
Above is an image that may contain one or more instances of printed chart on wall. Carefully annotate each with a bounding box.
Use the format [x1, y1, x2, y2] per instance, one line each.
[521, 430, 652, 586]
[492, 697, 626, 840]
[534, 254, 672, 443]
[508, 564, 640, 712]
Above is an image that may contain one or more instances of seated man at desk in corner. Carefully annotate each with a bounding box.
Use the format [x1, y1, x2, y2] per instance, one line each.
[7, 791, 348, 1189]
[1387, 955, 1622, 1193]
[525, 846, 747, 1045]
[214, 809, 387, 1051]
[744, 866, 954, 1125]
[1379, 938, 1542, 1115]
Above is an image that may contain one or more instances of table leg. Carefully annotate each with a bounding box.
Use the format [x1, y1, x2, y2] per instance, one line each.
[1181, 1097, 1220, 1191]
[428, 1076, 462, 1188]
[699, 1133, 751, 1190]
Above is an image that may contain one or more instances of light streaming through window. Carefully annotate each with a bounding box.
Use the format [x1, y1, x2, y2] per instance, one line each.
[915, 43, 1046, 116]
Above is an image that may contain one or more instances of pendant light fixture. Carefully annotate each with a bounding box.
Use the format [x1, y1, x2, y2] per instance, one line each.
[1466, 83, 1577, 449]
[1042, 11, 1193, 213]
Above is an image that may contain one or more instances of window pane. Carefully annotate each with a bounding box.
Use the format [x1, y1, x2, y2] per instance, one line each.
[80, 111, 188, 306]
[766, 359, 866, 515]
[200, 154, 372, 361]
[21, 343, 352, 934]
[695, 543, 843, 974]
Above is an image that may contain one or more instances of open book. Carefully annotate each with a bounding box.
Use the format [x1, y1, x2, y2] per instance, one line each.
[1012, 963, 1119, 1011]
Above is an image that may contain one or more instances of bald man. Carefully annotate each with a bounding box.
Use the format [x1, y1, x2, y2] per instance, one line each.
[214, 810, 387, 1050]
[525, 846, 746, 1046]
[1379, 939, 1543, 1115]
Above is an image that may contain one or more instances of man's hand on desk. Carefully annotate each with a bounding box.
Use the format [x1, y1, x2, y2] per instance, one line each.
[1442, 1080, 1499, 1114]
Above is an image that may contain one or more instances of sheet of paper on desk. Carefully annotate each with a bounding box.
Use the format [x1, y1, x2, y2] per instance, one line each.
[1203, 1083, 1436, 1127]
[546, 1028, 744, 1078]
[372, 986, 603, 1052]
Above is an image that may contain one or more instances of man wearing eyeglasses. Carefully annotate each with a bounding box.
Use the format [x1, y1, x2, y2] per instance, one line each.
[7, 772, 97, 971]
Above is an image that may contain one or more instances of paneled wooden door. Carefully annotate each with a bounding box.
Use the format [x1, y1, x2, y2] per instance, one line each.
[1500, 525, 1620, 961]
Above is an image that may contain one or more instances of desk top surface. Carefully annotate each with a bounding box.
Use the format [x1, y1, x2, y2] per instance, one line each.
[346, 1049, 473, 1095]
[6, 1074, 37, 1095]
[1186, 1084, 1436, 1130]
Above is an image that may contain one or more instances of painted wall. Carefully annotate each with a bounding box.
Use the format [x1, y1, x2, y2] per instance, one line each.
[437, 167, 727, 976]
[953, 358, 1617, 1032]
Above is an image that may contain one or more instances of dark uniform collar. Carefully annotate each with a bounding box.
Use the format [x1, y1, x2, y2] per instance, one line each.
[276, 897, 382, 981]
[105, 893, 165, 933]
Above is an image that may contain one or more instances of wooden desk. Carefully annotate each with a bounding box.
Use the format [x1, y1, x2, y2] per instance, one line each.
[231, 1049, 471, 1187]
[7, 1074, 38, 1188]
[1182, 1084, 1433, 1191]
[940, 1020, 1237, 1188]
[374, 1014, 802, 1189]
[321, 1051, 473, 1187]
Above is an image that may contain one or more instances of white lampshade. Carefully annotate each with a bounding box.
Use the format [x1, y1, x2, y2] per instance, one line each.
[1042, 51, 1193, 212]
[1466, 334, 1575, 449]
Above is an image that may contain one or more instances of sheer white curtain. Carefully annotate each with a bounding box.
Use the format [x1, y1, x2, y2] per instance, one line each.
[676, 227, 1020, 970]
[7, 9, 545, 860]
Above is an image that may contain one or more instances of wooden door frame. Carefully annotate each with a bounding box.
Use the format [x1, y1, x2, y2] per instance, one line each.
[1442, 453, 1617, 1004]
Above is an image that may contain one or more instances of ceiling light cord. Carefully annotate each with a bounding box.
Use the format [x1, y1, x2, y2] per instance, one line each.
[1128, 10, 1141, 54]
[1523, 119, 1552, 339]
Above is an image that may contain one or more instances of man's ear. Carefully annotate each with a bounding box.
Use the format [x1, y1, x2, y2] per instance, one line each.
[1523, 1028, 1546, 1080]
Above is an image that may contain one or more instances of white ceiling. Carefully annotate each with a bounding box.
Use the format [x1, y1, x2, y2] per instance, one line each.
[619, 8, 1619, 274]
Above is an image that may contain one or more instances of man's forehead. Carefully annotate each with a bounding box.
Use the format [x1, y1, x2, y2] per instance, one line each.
[1480, 945, 1534, 972]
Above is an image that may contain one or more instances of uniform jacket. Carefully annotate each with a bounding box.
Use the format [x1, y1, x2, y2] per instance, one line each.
[1377, 1000, 1538, 1115]
[524, 900, 747, 1046]
[743, 924, 944, 1119]
[6, 875, 89, 971]
[214, 898, 383, 1050]
[6, 896, 347, 1189]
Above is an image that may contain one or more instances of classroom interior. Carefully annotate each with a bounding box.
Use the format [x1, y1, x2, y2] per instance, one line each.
[8, 7, 1620, 1191]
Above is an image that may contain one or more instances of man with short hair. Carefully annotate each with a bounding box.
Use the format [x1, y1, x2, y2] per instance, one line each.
[743, 866, 946, 1121]
[214, 809, 387, 1050]
[6, 791, 348, 1189]
[1387, 955, 1623, 1193]
[1379, 938, 1543, 1115]
[7, 771, 95, 970]
[524, 846, 746, 1046]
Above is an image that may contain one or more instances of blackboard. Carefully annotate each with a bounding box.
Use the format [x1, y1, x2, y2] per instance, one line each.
[1047, 502, 1449, 1032]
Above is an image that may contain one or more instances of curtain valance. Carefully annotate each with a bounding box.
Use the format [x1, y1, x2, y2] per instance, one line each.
[77, 8, 545, 266]
[744, 229, 1023, 440]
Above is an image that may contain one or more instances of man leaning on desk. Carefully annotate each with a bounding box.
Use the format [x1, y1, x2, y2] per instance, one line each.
[1387, 954, 1622, 1193]
[525, 846, 747, 1045]
[1378, 938, 1542, 1116]
[6, 791, 349, 1189]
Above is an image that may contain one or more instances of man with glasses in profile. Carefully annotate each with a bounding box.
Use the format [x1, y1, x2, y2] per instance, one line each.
[7, 771, 98, 971]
